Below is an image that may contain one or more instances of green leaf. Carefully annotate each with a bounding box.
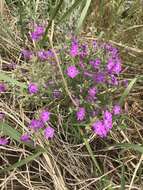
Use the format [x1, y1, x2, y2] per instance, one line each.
[58, 0, 83, 24]
[120, 124, 128, 129]
[0, 149, 44, 174]
[78, 127, 102, 174]
[116, 143, 143, 154]
[120, 163, 125, 190]
[76, 0, 92, 32]
[0, 122, 34, 148]
[41, 0, 64, 43]
[0, 122, 22, 142]
[119, 77, 137, 105]
[0, 72, 27, 90]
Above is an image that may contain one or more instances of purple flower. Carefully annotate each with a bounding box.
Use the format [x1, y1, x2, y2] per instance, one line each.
[53, 90, 61, 99]
[107, 58, 121, 74]
[37, 50, 49, 61]
[109, 75, 118, 86]
[0, 137, 8, 145]
[46, 50, 54, 58]
[80, 44, 88, 58]
[113, 60, 121, 74]
[88, 87, 97, 97]
[44, 126, 55, 139]
[21, 49, 33, 60]
[105, 43, 113, 51]
[28, 119, 44, 131]
[110, 48, 119, 57]
[89, 58, 101, 69]
[92, 120, 108, 138]
[70, 39, 78, 57]
[103, 119, 113, 131]
[113, 105, 121, 115]
[28, 83, 38, 94]
[103, 110, 112, 122]
[0, 112, 5, 120]
[76, 107, 86, 121]
[67, 66, 79, 78]
[0, 83, 6, 93]
[30, 25, 45, 40]
[86, 95, 96, 103]
[106, 44, 119, 57]
[107, 58, 114, 72]
[79, 60, 85, 69]
[94, 72, 105, 83]
[20, 134, 30, 142]
[103, 110, 113, 131]
[91, 110, 98, 117]
[93, 40, 98, 49]
[40, 110, 50, 123]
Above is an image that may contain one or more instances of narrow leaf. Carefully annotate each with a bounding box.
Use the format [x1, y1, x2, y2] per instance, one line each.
[0, 122, 22, 142]
[119, 77, 137, 105]
[116, 143, 143, 154]
[121, 163, 125, 190]
[0, 122, 34, 148]
[0, 150, 44, 174]
[42, 0, 64, 43]
[58, 0, 83, 24]
[76, 0, 91, 32]
[78, 127, 102, 174]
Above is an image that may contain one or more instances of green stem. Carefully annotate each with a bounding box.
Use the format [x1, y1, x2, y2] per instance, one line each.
[79, 128, 102, 174]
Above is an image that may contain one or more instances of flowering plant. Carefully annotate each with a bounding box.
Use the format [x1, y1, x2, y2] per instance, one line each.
[0, 24, 126, 146]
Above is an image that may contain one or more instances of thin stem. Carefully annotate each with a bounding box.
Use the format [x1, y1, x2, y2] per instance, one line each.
[79, 128, 102, 174]
[49, 25, 78, 107]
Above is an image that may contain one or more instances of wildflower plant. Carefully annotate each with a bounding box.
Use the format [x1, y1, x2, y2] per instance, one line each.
[0, 22, 125, 146]
[0, 23, 127, 176]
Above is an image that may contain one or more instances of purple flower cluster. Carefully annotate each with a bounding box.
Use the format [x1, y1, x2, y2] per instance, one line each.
[88, 87, 97, 98]
[66, 39, 122, 88]
[20, 110, 54, 142]
[28, 119, 44, 131]
[79, 44, 88, 58]
[107, 57, 121, 75]
[0, 36, 124, 146]
[21, 49, 33, 60]
[62, 38, 124, 138]
[37, 50, 54, 61]
[70, 39, 78, 57]
[89, 58, 101, 69]
[92, 110, 112, 138]
[30, 25, 45, 41]
[92, 105, 121, 138]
